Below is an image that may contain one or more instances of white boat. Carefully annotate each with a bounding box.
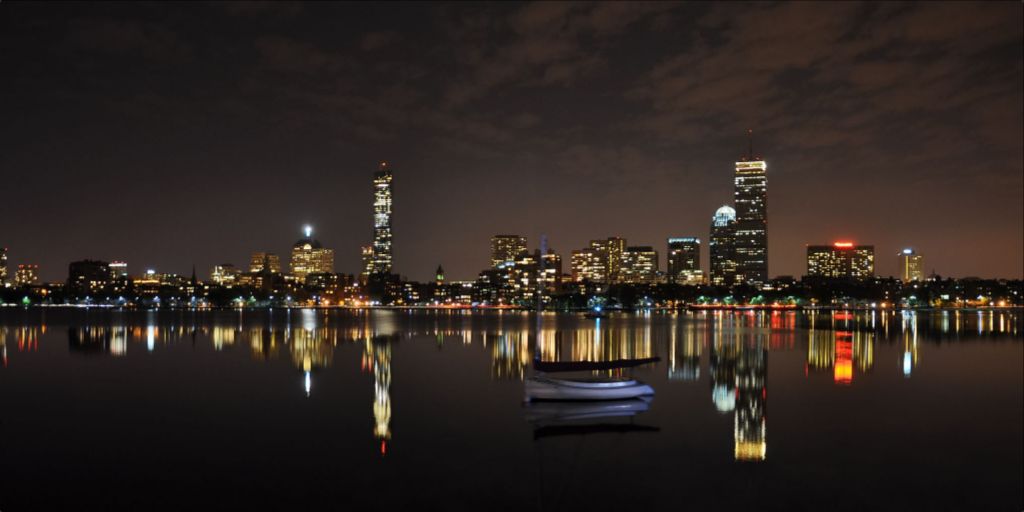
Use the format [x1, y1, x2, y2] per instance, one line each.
[525, 375, 655, 402]
[524, 397, 652, 422]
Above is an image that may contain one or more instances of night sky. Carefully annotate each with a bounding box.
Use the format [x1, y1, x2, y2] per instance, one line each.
[1, 2, 1021, 282]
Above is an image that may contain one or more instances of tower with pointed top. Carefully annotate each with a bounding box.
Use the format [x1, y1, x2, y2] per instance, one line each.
[371, 162, 393, 276]
[734, 131, 768, 285]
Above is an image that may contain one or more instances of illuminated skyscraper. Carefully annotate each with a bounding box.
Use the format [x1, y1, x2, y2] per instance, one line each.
[709, 205, 739, 286]
[806, 242, 874, 279]
[570, 237, 627, 283]
[734, 137, 768, 285]
[370, 161, 393, 276]
[667, 237, 701, 284]
[0, 247, 7, 284]
[620, 246, 658, 284]
[490, 235, 527, 268]
[290, 226, 334, 281]
[14, 264, 39, 286]
[898, 248, 924, 282]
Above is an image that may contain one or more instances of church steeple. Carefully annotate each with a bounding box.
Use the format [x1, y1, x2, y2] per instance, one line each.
[435, 265, 445, 285]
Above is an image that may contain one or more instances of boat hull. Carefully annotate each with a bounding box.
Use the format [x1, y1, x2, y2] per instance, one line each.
[525, 377, 655, 401]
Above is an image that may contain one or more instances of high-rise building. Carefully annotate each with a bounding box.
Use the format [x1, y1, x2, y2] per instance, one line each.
[571, 246, 605, 283]
[898, 248, 924, 282]
[734, 140, 768, 285]
[0, 247, 8, 284]
[620, 246, 658, 284]
[15, 264, 39, 286]
[370, 161, 393, 276]
[806, 242, 875, 279]
[667, 237, 701, 284]
[490, 235, 527, 268]
[710, 205, 739, 287]
[290, 226, 335, 280]
[249, 252, 281, 274]
[108, 261, 128, 280]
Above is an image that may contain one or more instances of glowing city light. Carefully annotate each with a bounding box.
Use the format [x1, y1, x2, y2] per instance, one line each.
[833, 242, 854, 248]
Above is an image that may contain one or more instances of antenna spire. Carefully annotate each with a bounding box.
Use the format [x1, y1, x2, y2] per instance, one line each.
[747, 128, 753, 160]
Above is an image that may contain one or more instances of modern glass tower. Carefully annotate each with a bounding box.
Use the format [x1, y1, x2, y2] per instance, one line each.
[709, 205, 738, 287]
[734, 135, 768, 285]
[371, 161, 393, 275]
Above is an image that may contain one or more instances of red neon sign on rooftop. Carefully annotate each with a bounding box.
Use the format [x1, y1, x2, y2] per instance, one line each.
[834, 241, 854, 248]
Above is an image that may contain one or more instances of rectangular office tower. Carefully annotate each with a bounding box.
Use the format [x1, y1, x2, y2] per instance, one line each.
[806, 242, 875, 279]
[490, 235, 527, 268]
[371, 161, 394, 275]
[667, 237, 702, 284]
[734, 158, 768, 285]
[898, 248, 924, 282]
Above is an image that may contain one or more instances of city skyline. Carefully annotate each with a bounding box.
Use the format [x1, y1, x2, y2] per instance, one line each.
[1, 2, 1022, 282]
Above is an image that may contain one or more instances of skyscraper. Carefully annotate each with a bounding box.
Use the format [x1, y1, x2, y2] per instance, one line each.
[734, 137, 768, 285]
[0, 247, 7, 284]
[898, 248, 924, 282]
[290, 225, 335, 280]
[709, 205, 739, 287]
[490, 235, 527, 268]
[370, 161, 393, 276]
[249, 252, 281, 273]
[569, 237, 627, 283]
[806, 242, 875, 279]
[667, 237, 701, 284]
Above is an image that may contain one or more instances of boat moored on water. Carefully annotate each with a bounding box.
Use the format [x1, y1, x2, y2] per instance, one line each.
[525, 375, 655, 401]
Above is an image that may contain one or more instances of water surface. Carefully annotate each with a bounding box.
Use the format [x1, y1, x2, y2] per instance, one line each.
[1, 309, 1021, 511]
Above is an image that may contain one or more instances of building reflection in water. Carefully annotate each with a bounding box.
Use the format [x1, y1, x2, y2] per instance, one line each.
[806, 312, 874, 385]
[901, 311, 919, 377]
[705, 313, 767, 461]
[362, 337, 392, 455]
[668, 320, 702, 381]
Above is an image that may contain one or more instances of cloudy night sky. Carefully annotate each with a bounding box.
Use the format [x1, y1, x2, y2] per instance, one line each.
[1, 1, 1021, 282]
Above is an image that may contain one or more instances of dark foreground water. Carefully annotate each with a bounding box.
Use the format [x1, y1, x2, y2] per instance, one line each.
[0, 308, 1020, 511]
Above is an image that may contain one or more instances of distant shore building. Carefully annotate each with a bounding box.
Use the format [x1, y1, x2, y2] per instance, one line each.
[490, 235, 527, 268]
[620, 246, 659, 284]
[570, 237, 627, 283]
[15, 264, 39, 286]
[667, 237, 701, 284]
[710, 205, 739, 287]
[290, 226, 334, 280]
[210, 264, 238, 285]
[898, 248, 924, 282]
[67, 260, 111, 296]
[249, 252, 281, 274]
[806, 242, 875, 279]
[1, 247, 8, 284]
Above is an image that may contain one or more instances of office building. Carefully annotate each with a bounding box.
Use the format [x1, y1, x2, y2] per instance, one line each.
[15, 264, 39, 286]
[370, 161, 393, 275]
[67, 260, 111, 296]
[1, 247, 7, 284]
[249, 252, 281, 274]
[709, 205, 739, 287]
[490, 235, 527, 268]
[571, 246, 605, 283]
[806, 242, 875, 279]
[290, 226, 334, 280]
[620, 246, 658, 284]
[898, 248, 924, 282]
[734, 142, 768, 285]
[667, 237, 701, 284]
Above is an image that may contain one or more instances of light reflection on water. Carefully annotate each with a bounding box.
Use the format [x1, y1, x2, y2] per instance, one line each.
[0, 308, 1020, 510]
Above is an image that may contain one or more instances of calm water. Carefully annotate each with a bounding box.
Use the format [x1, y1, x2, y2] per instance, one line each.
[0, 308, 1020, 511]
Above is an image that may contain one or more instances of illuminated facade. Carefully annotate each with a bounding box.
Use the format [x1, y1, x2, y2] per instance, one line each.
[67, 260, 111, 296]
[620, 246, 658, 284]
[709, 205, 739, 286]
[898, 248, 924, 282]
[210, 263, 238, 285]
[807, 242, 874, 279]
[249, 252, 281, 273]
[15, 264, 39, 286]
[570, 237, 626, 283]
[667, 237, 700, 284]
[289, 226, 335, 280]
[0, 247, 8, 284]
[370, 161, 393, 276]
[490, 235, 527, 268]
[734, 158, 768, 285]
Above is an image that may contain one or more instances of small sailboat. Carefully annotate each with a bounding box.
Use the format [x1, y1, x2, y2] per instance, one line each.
[524, 357, 659, 402]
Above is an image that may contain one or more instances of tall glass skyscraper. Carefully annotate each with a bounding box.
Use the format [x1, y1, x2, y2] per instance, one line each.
[371, 161, 393, 275]
[734, 156, 768, 285]
[709, 205, 738, 286]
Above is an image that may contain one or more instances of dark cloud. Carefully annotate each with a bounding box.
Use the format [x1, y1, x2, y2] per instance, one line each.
[0, 1, 1020, 282]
